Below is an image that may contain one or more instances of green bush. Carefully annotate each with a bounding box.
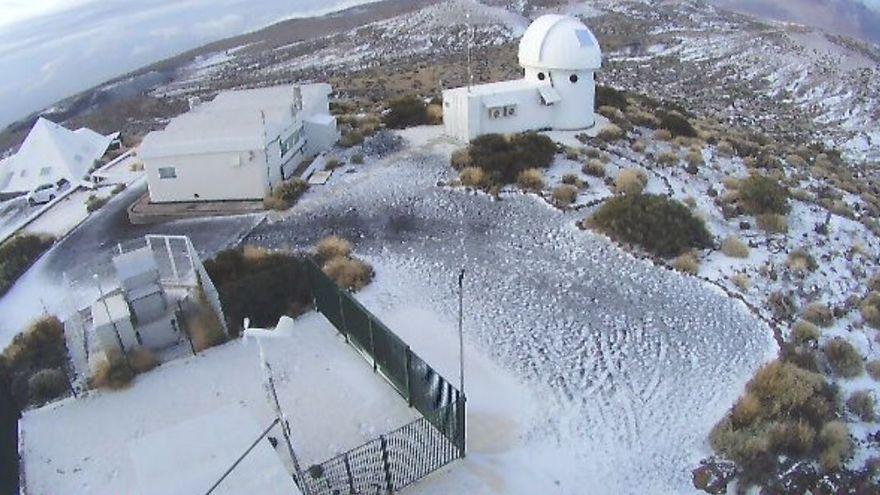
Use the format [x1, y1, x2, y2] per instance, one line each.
[587, 194, 712, 258]
[205, 248, 313, 335]
[2, 316, 70, 406]
[382, 95, 429, 129]
[27, 368, 68, 405]
[739, 174, 790, 215]
[0, 234, 54, 296]
[823, 338, 863, 378]
[467, 133, 556, 184]
[659, 111, 697, 138]
[595, 85, 628, 110]
[85, 194, 109, 213]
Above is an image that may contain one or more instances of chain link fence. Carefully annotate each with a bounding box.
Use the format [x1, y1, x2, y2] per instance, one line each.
[304, 260, 465, 494]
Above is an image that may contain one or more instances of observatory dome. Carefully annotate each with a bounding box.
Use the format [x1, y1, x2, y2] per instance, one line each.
[518, 15, 602, 71]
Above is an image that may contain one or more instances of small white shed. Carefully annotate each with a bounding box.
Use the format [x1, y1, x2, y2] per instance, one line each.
[443, 14, 602, 141]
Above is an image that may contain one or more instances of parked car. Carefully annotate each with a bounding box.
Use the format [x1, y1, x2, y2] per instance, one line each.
[26, 182, 62, 206]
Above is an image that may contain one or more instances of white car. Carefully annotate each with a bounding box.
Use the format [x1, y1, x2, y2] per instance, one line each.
[26, 182, 63, 206]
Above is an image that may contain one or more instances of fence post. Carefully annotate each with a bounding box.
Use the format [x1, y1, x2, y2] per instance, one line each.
[337, 290, 349, 343]
[368, 318, 377, 373]
[379, 435, 393, 494]
[405, 348, 413, 408]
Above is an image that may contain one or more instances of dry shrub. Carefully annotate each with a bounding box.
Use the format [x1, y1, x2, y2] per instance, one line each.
[721, 236, 749, 258]
[614, 169, 647, 195]
[597, 123, 624, 141]
[786, 249, 818, 275]
[459, 167, 488, 188]
[27, 368, 68, 405]
[325, 157, 343, 170]
[716, 141, 735, 157]
[683, 196, 697, 208]
[822, 338, 863, 377]
[450, 149, 472, 170]
[565, 147, 581, 160]
[129, 347, 159, 374]
[265, 178, 308, 210]
[786, 154, 808, 168]
[867, 360, 880, 381]
[561, 173, 583, 188]
[516, 168, 544, 191]
[628, 109, 660, 128]
[671, 252, 699, 274]
[653, 129, 673, 141]
[323, 256, 374, 291]
[710, 360, 837, 481]
[90, 352, 134, 390]
[757, 214, 788, 234]
[338, 131, 364, 148]
[350, 154, 364, 165]
[818, 422, 852, 472]
[685, 150, 704, 173]
[860, 292, 880, 328]
[188, 294, 227, 353]
[631, 140, 646, 153]
[656, 151, 678, 166]
[552, 184, 579, 207]
[426, 103, 444, 124]
[315, 236, 352, 263]
[582, 159, 606, 177]
[767, 291, 797, 321]
[790, 320, 820, 345]
[803, 303, 834, 327]
[739, 174, 790, 215]
[731, 273, 750, 290]
[262, 196, 288, 211]
[847, 390, 876, 421]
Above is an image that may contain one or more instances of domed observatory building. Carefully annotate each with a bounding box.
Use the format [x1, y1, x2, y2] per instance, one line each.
[442, 14, 602, 141]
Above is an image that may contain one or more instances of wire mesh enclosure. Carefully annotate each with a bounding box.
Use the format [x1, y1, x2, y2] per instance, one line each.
[304, 260, 465, 494]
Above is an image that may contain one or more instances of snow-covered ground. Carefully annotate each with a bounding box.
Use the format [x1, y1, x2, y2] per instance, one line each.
[244, 126, 778, 492]
[20, 315, 417, 494]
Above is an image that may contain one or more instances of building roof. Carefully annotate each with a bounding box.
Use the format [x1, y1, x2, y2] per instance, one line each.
[113, 246, 159, 283]
[518, 14, 602, 70]
[0, 118, 114, 194]
[140, 84, 332, 160]
[91, 294, 131, 327]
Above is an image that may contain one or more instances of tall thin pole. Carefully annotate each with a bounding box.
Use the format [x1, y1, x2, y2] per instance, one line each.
[466, 10, 473, 93]
[458, 269, 465, 395]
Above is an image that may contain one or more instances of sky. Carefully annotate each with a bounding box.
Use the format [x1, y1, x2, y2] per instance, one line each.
[0, 0, 379, 129]
[0, 0, 878, 131]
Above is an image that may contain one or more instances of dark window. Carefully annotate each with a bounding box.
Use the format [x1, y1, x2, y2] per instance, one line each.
[537, 72, 546, 81]
[570, 74, 579, 83]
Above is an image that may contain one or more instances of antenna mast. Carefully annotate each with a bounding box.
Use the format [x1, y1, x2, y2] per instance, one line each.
[466, 9, 473, 93]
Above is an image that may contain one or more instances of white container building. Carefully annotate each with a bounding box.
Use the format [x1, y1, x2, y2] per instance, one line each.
[442, 14, 602, 141]
[140, 84, 338, 203]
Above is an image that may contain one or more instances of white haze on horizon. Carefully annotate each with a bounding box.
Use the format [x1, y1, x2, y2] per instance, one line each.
[0, 0, 381, 129]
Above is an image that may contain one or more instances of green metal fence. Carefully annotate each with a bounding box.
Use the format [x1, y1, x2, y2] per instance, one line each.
[305, 260, 465, 494]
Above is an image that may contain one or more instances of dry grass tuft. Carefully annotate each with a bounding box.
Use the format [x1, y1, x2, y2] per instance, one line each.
[90, 352, 134, 390]
[787, 249, 818, 275]
[552, 184, 579, 207]
[847, 390, 876, 422]
[818, 421, 853, 472]
[656, 151, 678, 166]
[129, 347, 159, 374]
[671, 252, 700, 275]
[802, 303, 834, 328]
[652, 129, 673, 141]
[731, 273, 750, 291]
[315, 236, 353, 263]
[459, 167, 488, 188]
[721, 236, 749, 258]
[516, 168, 545, 191]
[823, 338, 863, 378]
[582, 159, 606, 177]
[597, 124, 624, 141]
[631, 140, 646, 153]
[614, 169, 648, 196]
[757, 214, 788, 234]
[790, 320, 820, 345]
[867, 360, 880, 381]
[860, 292, 880, 329]
[323, 256, 374, 291]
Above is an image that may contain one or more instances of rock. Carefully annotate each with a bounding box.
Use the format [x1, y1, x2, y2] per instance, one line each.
[739, 220, 751, 230]
[692, 459, 736, 494]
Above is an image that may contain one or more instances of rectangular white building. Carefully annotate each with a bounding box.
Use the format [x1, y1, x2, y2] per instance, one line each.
[140, 84, 337, 203]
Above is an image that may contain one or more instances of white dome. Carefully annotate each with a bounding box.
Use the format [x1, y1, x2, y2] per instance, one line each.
[518, 14, 602, 70]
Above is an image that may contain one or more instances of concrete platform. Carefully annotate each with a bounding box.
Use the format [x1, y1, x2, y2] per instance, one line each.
[128, 193, 264, 224]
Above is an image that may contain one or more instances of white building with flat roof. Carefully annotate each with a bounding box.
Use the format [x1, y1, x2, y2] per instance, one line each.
[140, 84, 337, 203]
[443, 14, 602, 141]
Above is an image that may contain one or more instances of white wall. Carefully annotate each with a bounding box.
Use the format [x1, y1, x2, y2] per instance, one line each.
[303, 117, 339, 157]
[144, 149, 269, 203]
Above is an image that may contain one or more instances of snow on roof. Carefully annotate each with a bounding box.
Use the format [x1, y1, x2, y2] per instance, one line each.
[129, 405, 299, 495]
[112, 246, 159, 282]
[518, 14, 602, 70]
[140, 84, 332, 160]
[91, 294, 130, 327]
[0, 118, 114, 194]
[443, 78, 542, 97]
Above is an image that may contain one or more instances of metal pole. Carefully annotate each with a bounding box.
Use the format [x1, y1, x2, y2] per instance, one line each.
[458, 269, 465, 395]
[466, 11, 473, 93]
[204, 417, 280, 495]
